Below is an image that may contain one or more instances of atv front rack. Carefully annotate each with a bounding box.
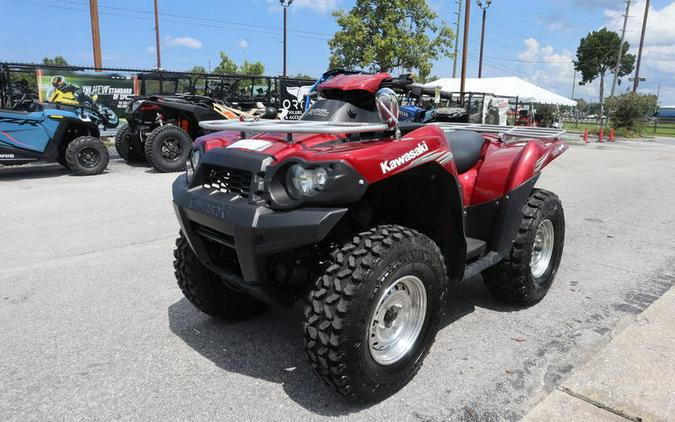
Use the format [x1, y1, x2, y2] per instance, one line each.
[433, 123, 566, 140]
[200, 120, 390, 136]
[199, 119, 565, 141]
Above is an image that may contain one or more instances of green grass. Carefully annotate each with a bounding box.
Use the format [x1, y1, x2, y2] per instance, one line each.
[563, 120, 675, 138]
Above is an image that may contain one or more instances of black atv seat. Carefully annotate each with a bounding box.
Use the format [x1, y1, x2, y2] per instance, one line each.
[444, 130, 487, 173]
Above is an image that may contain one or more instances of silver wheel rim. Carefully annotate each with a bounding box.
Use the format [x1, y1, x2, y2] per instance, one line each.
[368, 275, 427, 366]
[530, 219, 555, 278]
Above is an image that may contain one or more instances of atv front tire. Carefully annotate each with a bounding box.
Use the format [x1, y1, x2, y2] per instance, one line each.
[303, 225, 448, 402]
[114, 124, 145, 162]
[173, 233, 266, 320]
[65, 136, 109, 176]
[483, 189, 565, 304]
[144, 125, 192, 173]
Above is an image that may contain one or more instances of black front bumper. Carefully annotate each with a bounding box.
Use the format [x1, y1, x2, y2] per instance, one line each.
[173, 174, 347, 298]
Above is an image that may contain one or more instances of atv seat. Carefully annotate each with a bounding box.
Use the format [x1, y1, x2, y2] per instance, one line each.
[444, 130, 487, 173]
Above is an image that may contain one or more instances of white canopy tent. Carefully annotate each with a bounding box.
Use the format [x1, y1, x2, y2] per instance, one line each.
[423, 76, 577, 107]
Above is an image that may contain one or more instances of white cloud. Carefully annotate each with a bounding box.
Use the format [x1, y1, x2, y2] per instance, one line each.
[166, 35, 203, 49]
[266, 0, 339, 14]
[238, 39, 249, 49]
[516, 38, 598, 100]
[146, 46, 155, 54]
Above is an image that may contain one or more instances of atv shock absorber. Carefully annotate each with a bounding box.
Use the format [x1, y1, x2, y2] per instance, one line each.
[178, 117, 189, 133]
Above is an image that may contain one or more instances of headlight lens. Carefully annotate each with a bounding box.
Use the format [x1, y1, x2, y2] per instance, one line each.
[190, 149, 201, 170]
[287, 164, 328, 198]
[186, 148, 201, 182]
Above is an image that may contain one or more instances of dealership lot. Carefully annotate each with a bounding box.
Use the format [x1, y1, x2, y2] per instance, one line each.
[1, 139, 675, 421]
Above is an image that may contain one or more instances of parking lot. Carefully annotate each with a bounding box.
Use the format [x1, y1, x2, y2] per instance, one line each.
[2, 139, 675, 421]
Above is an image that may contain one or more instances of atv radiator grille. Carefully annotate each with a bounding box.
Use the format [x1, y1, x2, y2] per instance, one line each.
[203, 166, 253, 198]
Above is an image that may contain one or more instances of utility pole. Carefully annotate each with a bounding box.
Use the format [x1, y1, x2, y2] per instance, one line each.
[571, 69, 576, 99]
[633, 0, 650, 92]
[452, 0, 462, 78]
[460, 0, 471, 104]
[153, 0, 161, 70]
[476, 0, 492, 78]
[610, 0, 631, 97]
[280, 0, 294, 77]
[89, 0, 102, 69]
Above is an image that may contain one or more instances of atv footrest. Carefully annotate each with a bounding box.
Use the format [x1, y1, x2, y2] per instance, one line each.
[466, 237, 487, 261]
[463, 251, 502, 281]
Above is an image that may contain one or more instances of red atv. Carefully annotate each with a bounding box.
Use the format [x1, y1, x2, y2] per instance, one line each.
[171, 72, 568, 402]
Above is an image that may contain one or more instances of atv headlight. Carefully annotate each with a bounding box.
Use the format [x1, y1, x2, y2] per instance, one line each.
[186, 148, 201, 182]
[266, 160, 367, 210]
[286, 164, 327, 199]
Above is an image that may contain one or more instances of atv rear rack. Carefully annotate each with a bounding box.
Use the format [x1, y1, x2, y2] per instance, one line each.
[433, 123, 566, 140]
[199, 119, 565, 141]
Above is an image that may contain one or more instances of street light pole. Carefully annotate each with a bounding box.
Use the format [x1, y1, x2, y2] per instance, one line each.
[459, 0, 471, 104]
[452, 0, 462, 78]
[280, 0, 294, 77]
[476, 0, 492, 78]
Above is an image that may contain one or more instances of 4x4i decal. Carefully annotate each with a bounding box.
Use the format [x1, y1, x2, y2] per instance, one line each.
[380, 141, 429, 174]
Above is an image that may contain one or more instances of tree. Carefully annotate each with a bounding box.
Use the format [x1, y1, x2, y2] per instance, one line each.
[213, 52, 238, 74]
[292, 73, 315, 80]
[188, 66, 207, 74]
[574, 28, 636, 123]
[212, 53, 264, 76]
[328, 0, 453, 79]
[239, 60, 264, 76]
[574, 98, 588, 113]
[42, 56, 69, 66]
[605, 92, 657, 134]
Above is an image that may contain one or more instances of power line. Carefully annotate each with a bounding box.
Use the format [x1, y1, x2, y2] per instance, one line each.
[60, 0, 333, 38]
[9, 0, 332, 41]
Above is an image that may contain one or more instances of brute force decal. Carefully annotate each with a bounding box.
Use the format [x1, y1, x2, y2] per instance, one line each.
[380, 141, 429, 174]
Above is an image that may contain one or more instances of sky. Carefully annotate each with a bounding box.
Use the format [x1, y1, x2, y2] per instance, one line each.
[2, 0, 675, 104]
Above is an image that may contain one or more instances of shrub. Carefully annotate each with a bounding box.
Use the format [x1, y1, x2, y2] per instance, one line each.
[605, 92, 657, 134]
[536, 104, 557, 127]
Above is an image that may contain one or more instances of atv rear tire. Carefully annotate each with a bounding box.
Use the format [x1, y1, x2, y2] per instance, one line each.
[114, 124, 145, 162]
[144, 125, 192, 173]
[303, 225, 448, 402]
[65, 136, 109, 176]
[173, 233, 266, 320]
[483, 189, 565, 305]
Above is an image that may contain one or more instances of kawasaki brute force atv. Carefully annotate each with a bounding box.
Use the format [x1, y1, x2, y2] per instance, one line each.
[171, 73, 568, 402]
[0, 101, 110, 175]
[116, 94, 277, 173]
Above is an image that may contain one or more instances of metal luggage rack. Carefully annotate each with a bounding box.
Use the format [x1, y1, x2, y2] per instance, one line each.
[199, 119, 565, 141]
[200, 120, 391, 140]
[433, 122, 566, 140]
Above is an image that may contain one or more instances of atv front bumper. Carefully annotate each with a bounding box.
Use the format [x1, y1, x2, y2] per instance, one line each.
[172, 175, 347, 302]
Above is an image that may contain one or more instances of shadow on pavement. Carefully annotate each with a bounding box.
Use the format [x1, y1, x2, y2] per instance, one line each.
[0, 163, 70, 180]
[167, 276, 523, 416]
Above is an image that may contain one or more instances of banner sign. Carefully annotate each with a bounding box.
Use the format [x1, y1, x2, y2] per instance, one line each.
[483, 96, 509, 126]
[37, 69, 137, 116]
[279, 79, 313, 120]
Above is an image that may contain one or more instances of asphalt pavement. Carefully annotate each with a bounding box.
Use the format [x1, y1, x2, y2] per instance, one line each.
[1, 138, 675, 421]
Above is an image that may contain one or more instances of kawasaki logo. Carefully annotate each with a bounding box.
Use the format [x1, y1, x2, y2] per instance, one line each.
[307, 108, 330, 117]
[0, 153, 15, 158]
[380, 142, 429, 174]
